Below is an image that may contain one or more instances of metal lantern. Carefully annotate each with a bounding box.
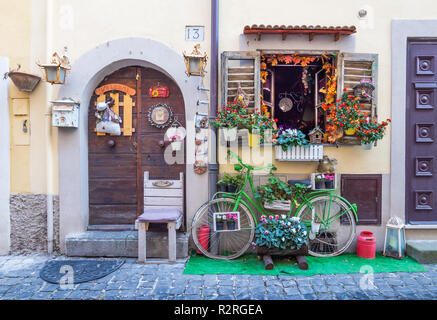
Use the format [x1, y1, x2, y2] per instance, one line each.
[353, 79, 375, 102]
[183, 44, 207, 77]
[383, 217, 406, 260]
[37, 47, 71, 85]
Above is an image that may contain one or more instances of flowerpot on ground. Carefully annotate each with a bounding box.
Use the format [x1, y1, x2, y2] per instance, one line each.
[362, 142, 375, 150]
[171, 141, 182, 151]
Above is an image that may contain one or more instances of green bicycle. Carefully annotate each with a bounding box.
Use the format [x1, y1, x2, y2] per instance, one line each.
[191, 151, 358, 260]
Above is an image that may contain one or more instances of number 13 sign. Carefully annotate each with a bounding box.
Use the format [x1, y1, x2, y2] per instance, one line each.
[185, 26, 204, 41]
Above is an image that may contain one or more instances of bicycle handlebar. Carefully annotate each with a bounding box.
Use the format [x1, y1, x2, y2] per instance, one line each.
[227, 151, 275, 172]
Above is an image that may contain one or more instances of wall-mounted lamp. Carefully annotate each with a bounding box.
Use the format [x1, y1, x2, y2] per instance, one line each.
[183, 44, 207, 77]
[37, 47, 71, 85]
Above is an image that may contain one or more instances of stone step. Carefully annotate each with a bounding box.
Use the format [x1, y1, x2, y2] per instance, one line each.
[65, 231, 189, 258]
[406, 240, 437, 264]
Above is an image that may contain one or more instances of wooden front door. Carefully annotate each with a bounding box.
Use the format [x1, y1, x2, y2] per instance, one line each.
[406, 40, 437, 224]
[88, 66, 185, 227]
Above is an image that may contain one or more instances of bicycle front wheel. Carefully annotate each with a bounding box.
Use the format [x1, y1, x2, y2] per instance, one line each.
[191, 198, 255, 260]
[296, 195, 356, 257]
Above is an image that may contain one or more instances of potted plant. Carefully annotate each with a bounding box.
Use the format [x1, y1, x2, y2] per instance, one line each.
[276, 128, 310, 151]
[314, 173, 325, 189]
[246, 112, 279, 147]
[225, 213, 238, 230]
[169, 134, 183, 150]
[356, 118, 391, 150]
[253, 215, 309, 256]
[213, 101, 249, 142]
[215, 214, 225, 231]
[324, 173, 335, 189]
[254, 174, 293, 211]
[227, 173, 245, 193]
[323, 90, 366, 138]
[216, 174, 230, 192]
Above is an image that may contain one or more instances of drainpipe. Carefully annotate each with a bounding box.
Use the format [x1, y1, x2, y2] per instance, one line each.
[208, 0, 219, 197]
[45, 0, 54, 254]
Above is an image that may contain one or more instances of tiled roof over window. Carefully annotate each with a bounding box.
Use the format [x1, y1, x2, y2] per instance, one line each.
[243, 25, 357, 41]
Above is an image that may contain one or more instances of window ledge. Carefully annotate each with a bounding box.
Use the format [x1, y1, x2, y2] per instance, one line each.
[405, 224, 437, 230]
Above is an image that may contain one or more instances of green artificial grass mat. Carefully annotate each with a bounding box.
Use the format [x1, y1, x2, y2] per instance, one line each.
[183, 253, 427, 276]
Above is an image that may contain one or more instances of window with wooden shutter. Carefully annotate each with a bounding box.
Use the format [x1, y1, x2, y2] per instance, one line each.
[221, 51, 261, 112]
[337, 53, 378, 144]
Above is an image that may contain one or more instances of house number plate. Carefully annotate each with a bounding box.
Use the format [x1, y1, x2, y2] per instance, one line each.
[185, 26, 204, 41]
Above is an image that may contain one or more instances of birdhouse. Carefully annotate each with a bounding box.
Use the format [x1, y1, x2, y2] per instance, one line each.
[383, 217, 406, 260]
[183, 44, 207, 77]
[353, 79, 375, 103]
[37, 47, 71, 85]
[308, 126, 324, 144]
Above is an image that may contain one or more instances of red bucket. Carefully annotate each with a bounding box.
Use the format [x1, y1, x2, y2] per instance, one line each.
[357, 231, 376, 259]
[196, 225, 210, 254]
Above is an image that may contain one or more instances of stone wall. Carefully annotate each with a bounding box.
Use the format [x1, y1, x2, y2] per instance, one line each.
[9, 194, 60, 254]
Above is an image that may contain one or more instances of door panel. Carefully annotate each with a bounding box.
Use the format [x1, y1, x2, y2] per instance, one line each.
[341, 174, 382, 225]
[406, 40, 437, 224]
[88, 66, 186, 226]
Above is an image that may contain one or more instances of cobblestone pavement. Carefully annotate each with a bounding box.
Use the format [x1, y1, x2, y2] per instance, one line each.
[0, 254, 437, 300]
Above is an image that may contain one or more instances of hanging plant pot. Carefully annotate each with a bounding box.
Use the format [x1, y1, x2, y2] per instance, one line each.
[171, 141, 182, 151]
[8, 71, 41, 92]
[362, 142, 375, 150]
[344, 127, 356, 136]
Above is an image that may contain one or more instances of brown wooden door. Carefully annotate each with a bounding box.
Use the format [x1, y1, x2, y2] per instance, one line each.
[341, 174, 382, 225]
[88, 66, 185, 226]
[406, 40, 437, 224]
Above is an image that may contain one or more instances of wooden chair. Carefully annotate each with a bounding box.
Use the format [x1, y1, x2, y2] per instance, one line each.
[137, 172, 183, 264]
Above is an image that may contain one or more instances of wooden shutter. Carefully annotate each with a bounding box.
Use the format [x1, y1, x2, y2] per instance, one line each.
[221, 51, 261, 112]
[337, 53, 378, 144]
[337, 52, 378, 118]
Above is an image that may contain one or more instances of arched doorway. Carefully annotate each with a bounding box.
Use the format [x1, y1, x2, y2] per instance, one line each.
[87, 66, 186, 227]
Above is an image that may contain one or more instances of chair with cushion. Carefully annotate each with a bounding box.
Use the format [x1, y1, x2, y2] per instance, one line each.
[136, 172, 183, 263]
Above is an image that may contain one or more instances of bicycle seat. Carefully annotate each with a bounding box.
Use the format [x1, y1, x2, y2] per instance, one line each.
[288, 179, 312, 188]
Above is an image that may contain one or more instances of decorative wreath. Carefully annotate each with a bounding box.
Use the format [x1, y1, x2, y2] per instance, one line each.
[147, 103, 174, 128]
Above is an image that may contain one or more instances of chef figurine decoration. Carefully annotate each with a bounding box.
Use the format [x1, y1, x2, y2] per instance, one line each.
[95, 97, 123, 135]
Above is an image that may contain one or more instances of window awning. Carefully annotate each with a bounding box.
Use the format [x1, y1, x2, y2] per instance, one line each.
[243, 25, 356, 41]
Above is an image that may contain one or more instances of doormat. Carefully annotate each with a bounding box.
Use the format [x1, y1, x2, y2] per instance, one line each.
[40, 259, 125, 284]
[183, 253, 427, 276]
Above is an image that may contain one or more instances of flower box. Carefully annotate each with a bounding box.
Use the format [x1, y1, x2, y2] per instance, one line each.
[263, 200, 291, 212]
[311, 173, 337, 190]
[275, 145, 323, 161]
[213, 211, 241, 232]
[256, 243, 308, 257]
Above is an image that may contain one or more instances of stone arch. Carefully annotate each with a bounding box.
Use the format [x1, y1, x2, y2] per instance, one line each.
[57, 38, 208, 252]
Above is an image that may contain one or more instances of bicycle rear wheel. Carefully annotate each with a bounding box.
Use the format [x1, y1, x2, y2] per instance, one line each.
[191, 198, 255, 260]
[296, 195, 356, 257]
